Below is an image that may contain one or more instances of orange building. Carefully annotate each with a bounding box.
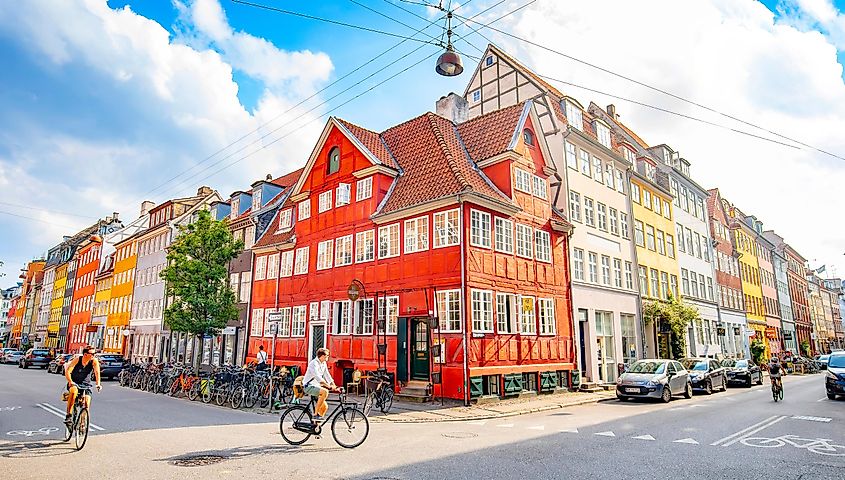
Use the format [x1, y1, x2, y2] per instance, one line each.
[67, 239, 103, 353]
[106, 235, 140, 354]
[249, 97, 574, 402]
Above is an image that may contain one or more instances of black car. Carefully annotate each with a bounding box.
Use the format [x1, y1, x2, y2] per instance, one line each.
[19, 348, 54, 369]
[721, 358, 764, 387]
[96, 354, 127, 380]
[825, 353, 845, 400]
[47, 354, 75, 374]
[681, 358, 727, 394]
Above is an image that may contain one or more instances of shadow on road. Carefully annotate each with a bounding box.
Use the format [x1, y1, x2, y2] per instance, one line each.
[156, 442, 346, 467]
[0, 439, 76, 459]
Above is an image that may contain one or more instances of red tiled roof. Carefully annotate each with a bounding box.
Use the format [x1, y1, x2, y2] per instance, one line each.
[271, 168, 304, 188]
[457, 103, 524, 162]
[253, 198, 296, 249]
[336, 119, 397, 168]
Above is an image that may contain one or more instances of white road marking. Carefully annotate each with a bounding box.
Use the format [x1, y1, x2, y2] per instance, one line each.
[674, 438, 700, 445]
[527, 425, 545, 431]
[0, 406, 22, 412]
[817, 398, 828, 402]
[37, 403, 105, 431]
[633, 434, 655, 440]
[791, 415, 832, 423]
[466, 420, 487, 426]
[6, 427, 58, 437]
[720, 416, 787, 447]
[559, 428, 579, 433]
[595, 431, 616, 437]
[710, 415, 783, 446]
[495, 423, 514, 428]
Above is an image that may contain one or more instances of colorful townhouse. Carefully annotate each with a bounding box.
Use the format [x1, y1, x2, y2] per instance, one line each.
[824, 278, 845, 349]
[0, 285, 22, 347]
[10, 260, 45, 348]
[48, 263, 68, 349]
[762, 231, 797, 353]
[90, 252, 114, 349]
[67, 239, 103, 353]
[249, 97, 575, 402]
[743, 217, 782, 357]
[462, 45, 640, 385]
[36, 264, 55, 347]
[130, 187, 220, 362]
[5, 294, 20, 348]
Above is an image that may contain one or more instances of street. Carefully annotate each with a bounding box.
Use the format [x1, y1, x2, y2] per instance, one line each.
[1, 365, 843, 479]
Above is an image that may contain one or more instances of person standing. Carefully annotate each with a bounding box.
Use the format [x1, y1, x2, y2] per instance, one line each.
[256, 344, 268, 371]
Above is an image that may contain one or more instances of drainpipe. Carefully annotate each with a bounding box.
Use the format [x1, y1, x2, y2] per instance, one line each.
[559, 128, 581, 387]
[459, 195, 469, 406]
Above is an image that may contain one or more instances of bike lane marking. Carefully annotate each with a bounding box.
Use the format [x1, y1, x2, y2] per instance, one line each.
[36, 403, 105, 431]
[720, 415, 787, 447]
[710, 415, 786, 446]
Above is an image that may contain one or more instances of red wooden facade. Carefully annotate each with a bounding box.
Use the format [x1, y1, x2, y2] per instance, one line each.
[67, 240, 102, 353]
[248, 101, 574, 401]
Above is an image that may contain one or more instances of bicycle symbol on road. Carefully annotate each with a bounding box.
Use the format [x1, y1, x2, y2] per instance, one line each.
[741, 435, 845, 456]
[0, 406, 22, 412]
[6, 427, 59, 437]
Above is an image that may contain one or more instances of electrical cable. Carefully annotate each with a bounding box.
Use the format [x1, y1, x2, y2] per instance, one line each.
[0, 210, 82, 230]
[0, 202, 98, 219]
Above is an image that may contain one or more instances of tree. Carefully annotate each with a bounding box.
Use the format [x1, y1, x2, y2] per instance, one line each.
[161, 210, 243, 366]
[642, 294, 701, 359]
[750, 340, 767, 364]
[801, 340, 811, 357]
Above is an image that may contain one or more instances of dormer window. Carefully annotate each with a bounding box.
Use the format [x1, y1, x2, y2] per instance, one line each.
[252, 189, 261, 211]
[595, 121, 611, 148]
[230, 198, 239, 220]
[327, 147, 340, 175]
[523, 129, 534, 146]
[278, 209, 292, 230]
[623, 147, 636, 163]
[565, 101, 582, 131]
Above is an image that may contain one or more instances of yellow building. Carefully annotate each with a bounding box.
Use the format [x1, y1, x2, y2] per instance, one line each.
[732, 217, 767, 358]
[91, 254, 114, 350]
[47, 263, 68, 348]
[105, 236, 138, 354]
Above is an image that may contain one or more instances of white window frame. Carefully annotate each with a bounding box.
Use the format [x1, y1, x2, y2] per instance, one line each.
[584, 198, 595, 227]
[565, 142, 577, 169]
[496, 292, 517, 334]
[333, 300, 352, 335]
[356, 177, 372, 201]
[433, 209, 459, 248]
[580, 150, 591, 176]
[355, 230, 375, 263]
[596, 121, 611, 148]
[354, 298, 374, 335]
[298, 200, 310, 221]
[280, 251, 294, 277]
[294, 246, 309, 275]
[519, 296, 536, 335]
[378, 296, 399, 335]
[471, 289, 494, 333]
[239, 272, 251, 303]
[569, 191, 582, 222]
[291, 305, 307, 337]
[278, 209, 292, 230]
[573, 248, 585, 281]
[378, 223, 400, 259]
[470, 209, 491, 248]
[534, 230, 551, 263]
[250, 308, 264, 336]
[317, 240, 333, 270]
[514, 168, 532, 193]
[435, 289, 462, 333]
[266, 252, 280, 279]
[494, 217, 514, 254]
[532, 175, 548, 199]
[318, 191, 332, 213]
[404, 216, 429, 254]
[515, 224, 533, 259]
[538, 298, 556, 335]
[565, 101, 582, 131]
[254, 255, 267, 281]
[336, 183, 351, 206]
[335, 235, 353, 266]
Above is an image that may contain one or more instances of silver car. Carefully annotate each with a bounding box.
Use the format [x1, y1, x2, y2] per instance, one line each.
[616, 359, 693, 402]
[3, 350, 25, 364]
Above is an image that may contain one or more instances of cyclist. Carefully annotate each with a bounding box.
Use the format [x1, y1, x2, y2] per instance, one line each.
[302, 348, 339, 422]
[64, 345, 102, 426]
[768, 355, 783, 394]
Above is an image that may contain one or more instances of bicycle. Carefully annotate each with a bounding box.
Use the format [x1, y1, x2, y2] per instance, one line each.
[771, 376, 783, 402]
[362, 371, 394, 415]
[63, 382, 95, 451]
[279, 388, 369, 448]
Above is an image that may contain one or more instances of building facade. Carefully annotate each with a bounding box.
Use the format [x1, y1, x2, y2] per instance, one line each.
[748, 220, 782, 357]
[762, 231, 797, 353]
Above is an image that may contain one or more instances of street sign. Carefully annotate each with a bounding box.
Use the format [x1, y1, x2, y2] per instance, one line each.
[267, 312, 283, 322]
[268, 322, 279, 335]
[221, 326, 236, 335]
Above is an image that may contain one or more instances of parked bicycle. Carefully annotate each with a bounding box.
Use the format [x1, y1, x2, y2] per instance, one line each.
[279, 388, 369, 448]
[362, 371, 394, 415]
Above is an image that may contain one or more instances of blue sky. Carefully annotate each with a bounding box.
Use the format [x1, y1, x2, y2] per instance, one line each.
[1, 0, 845, 283]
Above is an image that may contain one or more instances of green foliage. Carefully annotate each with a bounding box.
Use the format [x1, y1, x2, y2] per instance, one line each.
[750, 340, 767, 364]
[800, 340, 811, 357]
[642, 294, 701, 359]
[161, 210, 243, 336]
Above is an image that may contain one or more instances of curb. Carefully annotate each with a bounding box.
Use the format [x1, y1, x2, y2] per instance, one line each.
[371, 395, 616, 424]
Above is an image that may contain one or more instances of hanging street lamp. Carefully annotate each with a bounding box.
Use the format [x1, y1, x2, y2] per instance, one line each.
[435, 11, 463, 77]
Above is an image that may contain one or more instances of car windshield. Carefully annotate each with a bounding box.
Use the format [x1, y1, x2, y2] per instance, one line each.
[820, 355, 830, 361]
[828, 355, 845, 368]
[629, 361, 666, 374]
[682, 360, 709, 371]
[32, 350, 50, 355]
[98, 355, 122, 361]
[735, 360, 748, 368]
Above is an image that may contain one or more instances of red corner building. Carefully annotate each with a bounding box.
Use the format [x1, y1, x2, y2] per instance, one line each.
[249, 98, 575, 402]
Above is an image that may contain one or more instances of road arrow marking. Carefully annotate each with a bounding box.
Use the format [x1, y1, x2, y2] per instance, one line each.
[632, 434, 655, 440]
[559, 428, 579, 433]
[674, 438, 699, 445]
[595, 431, 616, 437]
[527, 425, 545, 431]
[496, 423, 514, 428]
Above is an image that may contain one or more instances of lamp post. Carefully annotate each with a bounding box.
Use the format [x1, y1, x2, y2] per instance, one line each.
[435, 11, 463, 77]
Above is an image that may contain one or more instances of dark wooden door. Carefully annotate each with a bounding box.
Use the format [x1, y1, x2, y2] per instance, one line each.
[411, 319, 430, 381]
[310, 324, 325, 360]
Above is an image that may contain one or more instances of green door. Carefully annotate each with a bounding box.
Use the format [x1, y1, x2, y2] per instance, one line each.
[411, 319, 430, 381]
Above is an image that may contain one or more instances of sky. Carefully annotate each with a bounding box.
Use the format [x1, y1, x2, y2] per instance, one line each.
[0, 0, 843, 285]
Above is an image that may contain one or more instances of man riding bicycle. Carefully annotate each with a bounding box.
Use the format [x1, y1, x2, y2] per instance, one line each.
[64, 345, 102, 426]
[768, 355, 783, 391]
[302, 348, 339, 422]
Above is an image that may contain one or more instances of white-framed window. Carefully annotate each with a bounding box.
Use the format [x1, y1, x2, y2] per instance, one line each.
[278, 307, 292, 337]
[294, 246, 309, 275]
[433, 209, 459, 248]
[580, 150, 591, 176]
[616, 170, 625, 193]
[573, 248, 585, 281]
[596, 121, 611, 148]
[356, 177, 372, 201]
[280, 251, 294, 277]
[634, 220, 644, 247]
[657, 230, 666, 256]
[565, 101, 582, 131]
[354, 298, 374, 335]
[244, 225, 256, 250]
[250, 308, 264, 336]
[538, 298, 555, 335]
[614, 258, 623, 288]
[601, 255, 611, 285]
[278, 209, 292, 230]
[535, 230, 551, 263]
[519, 296, 536, 334]
[593, 157, 603, 183]
[597, 203, 608, 231]
[230, 198, 239, 220]
[355, 230, 375, 263]
[252, 189, 262, 211]
[335, 235, 353, 266]
[584, 198, 595, 227]
[532, 175, 548, 199]
[515, 224, 533, 259]
[298, 200, 310, 221]
[435, 289, 462, 332]
[514, 168, 532, 193]
[569, 191, 582, 222]
[565, 142, 577, 169]
[588, 252, 598, 283]
[378, 296, 399, 335]
[609, 208, 619, 236]
[333, 300, 352, 335]
[646, 225, 656, 251]
[255, 255, 267, 281]
[663, 200, 671, 219]
[404, 216, 429, 254]
[496, 292, 517, 334]
[317, 240, 333, 270]
[336, 183, 351, 206]
[230, 272, 239, 296]
[378, 223, 400, 258]
[605, 164, 615, 189]
[470, 209, 491, 248]
[494, 217, 514, 253]
[471, 289, 494, 333]
[266, 253, 280, 279]
[240, 272, 251, 303]
[318, 191, 332, 213]
[632, 183, 641, 203]
[291, 305, 307, 337]
[320, 300, 331, 320]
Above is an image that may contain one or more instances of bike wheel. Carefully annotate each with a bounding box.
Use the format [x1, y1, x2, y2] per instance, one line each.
[74, 408, 90, 451]
[188, 381, 200, 401]
[214, 385, 228, 406]
[807, 443, 845, 456]
[740, 437, 784, 448]
[331, 406, 369, 449]
[778, 388, 784, 402]
[202, 380, 214, 404]
[231, 387, 245, 409]
[279, 406, 313, 445]
[169, 379, 180, 397]
[362, 394, 374, 416]
[245, 384, 260, 409]
[63, 407, 74, 442]
[379, 388, 394, 414]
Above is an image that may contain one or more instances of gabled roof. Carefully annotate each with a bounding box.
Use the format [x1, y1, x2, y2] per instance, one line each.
[335, 120, 396, 168]
[471, 44, 567, 100]
[456, 103, 525, 162]
[271, 168, 304, 189]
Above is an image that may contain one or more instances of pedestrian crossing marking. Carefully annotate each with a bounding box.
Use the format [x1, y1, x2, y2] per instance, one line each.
[790, 415, 832, 423]
[595, 431, 615, 437]
[674, 438, 699, 445]
[633, 434, 655, 440]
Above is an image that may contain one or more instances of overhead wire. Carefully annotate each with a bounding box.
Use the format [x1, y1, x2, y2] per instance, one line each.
[0, 201, 98, 219]
[0, 210, 82, 230]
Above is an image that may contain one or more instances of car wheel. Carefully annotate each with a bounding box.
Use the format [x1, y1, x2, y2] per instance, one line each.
[617, 394, 628, 402]
[746, 377, 752, 388]
[756, 373, 763, 385]
[661, 386, 672, 403]
[827, 392, 836, 400]
[704, 380, 713, 395]
[683, 382, 693, 399]
[721, 375, 728, 391]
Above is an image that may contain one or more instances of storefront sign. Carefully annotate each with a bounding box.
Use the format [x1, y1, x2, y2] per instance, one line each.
[717, 327, 726, 336]
[347, 279, 365, 302]
[221, 326, 236, 335]
[733, 327, 742, 336]
[765, 327, 778, 340]
[85, 325, 98, 333]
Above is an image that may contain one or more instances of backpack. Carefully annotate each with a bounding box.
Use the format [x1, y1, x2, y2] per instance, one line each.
[769, 363, 781, 375]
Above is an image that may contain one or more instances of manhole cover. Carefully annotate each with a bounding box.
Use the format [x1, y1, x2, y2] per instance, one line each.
[171, 454, 227, 467]
[441, 432, 478, 439]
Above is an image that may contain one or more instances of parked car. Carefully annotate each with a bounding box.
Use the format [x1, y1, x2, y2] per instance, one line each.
[817, 354, 831, 370]
[616, 359, 693, 403]
[826, 353, 845, 400]
[681, 357, 727, 394]
[47, 354, 75, 374]
[96, 353, 127, 380]
[2, 350, 24, 364]
[18, 348, 54, 369]
[722, 358, 764, 387]
[1, 348, 17, 362]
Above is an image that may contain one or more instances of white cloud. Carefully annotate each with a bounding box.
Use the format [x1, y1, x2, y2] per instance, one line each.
[480, 0, 845, 274]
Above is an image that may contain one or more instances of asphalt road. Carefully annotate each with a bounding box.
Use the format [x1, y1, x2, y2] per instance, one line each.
[1, 365, 843, 479]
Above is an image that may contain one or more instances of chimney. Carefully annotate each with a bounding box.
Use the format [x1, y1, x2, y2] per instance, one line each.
[436, 92, 469, 124]
[112, 212, 119, 222]
[266, 174, 272, 181]
[197, 186, 212, 196]
[606, 104, 616, 119]
[140, 201, 155, 216]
